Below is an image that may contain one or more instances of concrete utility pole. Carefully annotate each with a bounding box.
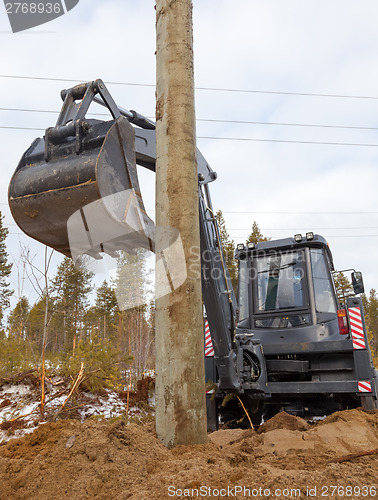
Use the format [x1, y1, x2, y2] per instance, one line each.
[155, 0, 207, 447]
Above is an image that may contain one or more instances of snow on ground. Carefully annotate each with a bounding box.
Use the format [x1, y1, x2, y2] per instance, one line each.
[0, 380, 154, 444]
[77, 390, 145, 420]
[1, 383, 32, 396]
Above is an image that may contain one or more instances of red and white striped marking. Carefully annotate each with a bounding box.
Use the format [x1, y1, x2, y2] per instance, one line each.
[204, 319, 214, 357]
[358, 381, 372, 393]
[348, 307, 366, 350]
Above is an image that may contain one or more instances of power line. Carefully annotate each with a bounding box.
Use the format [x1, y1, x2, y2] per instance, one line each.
[5, 224, 378, 239]
[229, 234, 378, 238]
[4, 218, 378, 231]
[3, 125, 378, 147]
[228, 226, 378, 231]
[0, 126, 46, 131]
[1, 74, 378, 100]
[223, 211, 378, 214]
[197, 136, 378, 147]
[4, 216, 378, 230]
[5, 229, 378, 239]
[0, 74, 155, 87]
[2, 202, 378, 215]
[5, 202, 372, 215]
[2, 106, 378, 132]
[0, 107, 108, 117]
[4, 219, 378, 230]
[197, 118, 378, 132]
[144, 209, 378, 215]
[196, 87, 378, 100]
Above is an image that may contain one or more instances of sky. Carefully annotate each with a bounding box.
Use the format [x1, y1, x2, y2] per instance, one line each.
[1, 0, 378, 311]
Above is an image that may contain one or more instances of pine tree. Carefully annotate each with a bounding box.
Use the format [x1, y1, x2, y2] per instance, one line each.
[83, 282, 119, 342]
[51, 257, 93, 351]
[28, 296, 46, 347]
[94, 280, 119, 341]
[215, 210, 238, 290]
[114, 249, 151, 311]
[362, 288, 378, 362]
[333, 272, 354, 304]
[246, 221, 271, 245]
[114, 250, 154, 380]
[8, 296, 30, 340]
[0, 212, 13, 324]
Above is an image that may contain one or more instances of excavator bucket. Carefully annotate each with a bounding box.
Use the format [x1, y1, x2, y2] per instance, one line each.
[8, 80, 154, 260]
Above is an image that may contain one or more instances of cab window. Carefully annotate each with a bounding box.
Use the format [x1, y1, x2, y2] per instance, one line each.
[255, 250, 306, 312]
[238, 259, 249, 321]
[310, 248, 337, 313]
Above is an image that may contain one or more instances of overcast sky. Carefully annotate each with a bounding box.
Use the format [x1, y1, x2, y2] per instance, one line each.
[1, 0, 378, 310]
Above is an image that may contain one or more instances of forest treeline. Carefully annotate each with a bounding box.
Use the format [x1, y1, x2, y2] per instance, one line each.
[0, 211, 377, 390]
[0, 211, 155, 390]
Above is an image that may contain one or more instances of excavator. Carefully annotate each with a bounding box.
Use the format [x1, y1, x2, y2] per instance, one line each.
[8, 79, 378, 428]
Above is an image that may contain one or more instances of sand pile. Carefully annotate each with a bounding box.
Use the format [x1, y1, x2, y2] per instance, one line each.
[0, 409, 377, 499]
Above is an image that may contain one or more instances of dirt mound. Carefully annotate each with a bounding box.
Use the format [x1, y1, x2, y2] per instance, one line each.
[209, 428, 255, 448]
[0, 419, 169, 500]
[258, 411, 310, 433]
[320, 407, 378, 425]
[0, 409, 377, 500]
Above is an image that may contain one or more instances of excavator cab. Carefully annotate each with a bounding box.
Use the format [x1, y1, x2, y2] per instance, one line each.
[236, 234, 344, 341]
[8, 79, 154, 261]
[235, 235, 378, 416]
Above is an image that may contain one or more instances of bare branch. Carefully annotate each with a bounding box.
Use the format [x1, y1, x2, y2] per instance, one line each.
[331, 449, 378, 463]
